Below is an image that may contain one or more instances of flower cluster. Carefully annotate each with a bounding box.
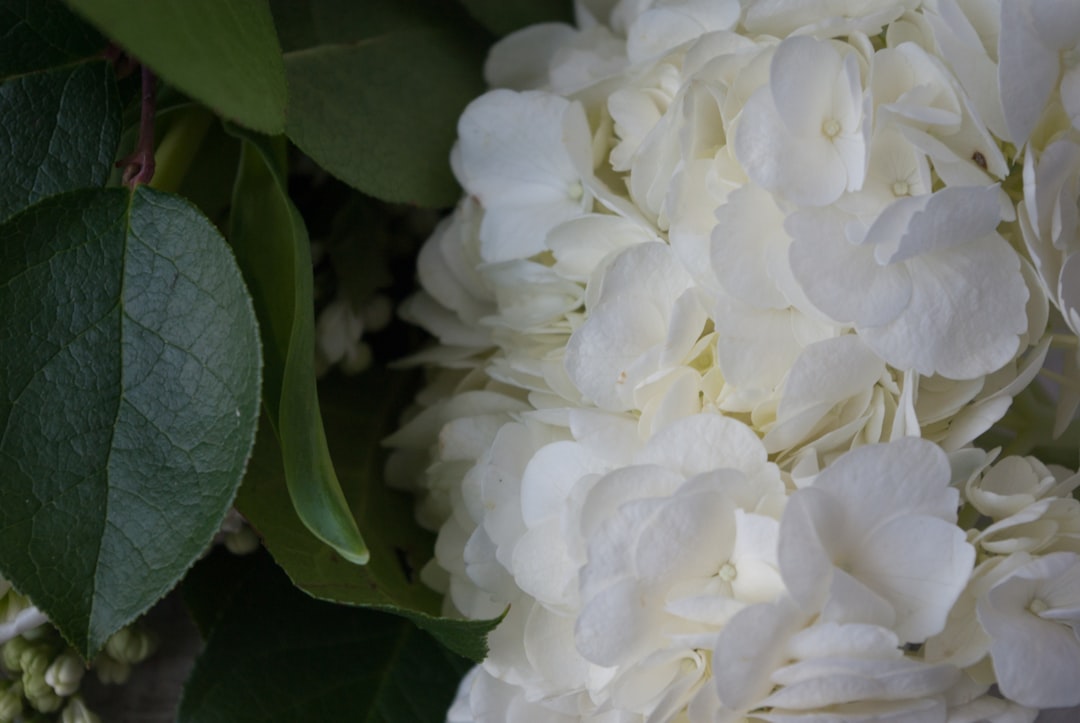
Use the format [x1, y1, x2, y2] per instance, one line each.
[388, 1, 1080, 720]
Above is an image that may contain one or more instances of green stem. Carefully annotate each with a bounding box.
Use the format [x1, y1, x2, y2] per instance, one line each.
[150, 108, 215, 194]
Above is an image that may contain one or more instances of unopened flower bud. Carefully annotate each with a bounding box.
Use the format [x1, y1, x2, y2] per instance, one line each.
[60, 695, 100, 723]
[224, 526, 260, 555]
[0, 680, 23, 722]
[19, 645, 50, 678]
[45, 652, 85, 697]
[93, 656, 130, 685]
[2, 637, 29, 673]
[22, 668, 51, 700]
[25, 686, 62, 714]
[104, 626, 154, 665]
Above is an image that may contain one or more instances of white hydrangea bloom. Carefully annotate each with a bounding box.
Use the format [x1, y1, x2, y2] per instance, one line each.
[978, 552, 1080, 709]
[383, 1, 1080, 720]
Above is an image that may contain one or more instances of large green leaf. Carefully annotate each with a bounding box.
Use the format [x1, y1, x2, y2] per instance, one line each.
[178, 549, 471, 723]
[65, 0, 287, 134]
[268, 0, 461, 52]
[460, 0, 574, 36]
[0, 60, 121, 222]
[0, 1, 120, 222]
[0, 186, 261, 658]
[284, 24, 487, 207]
[237, 370, 502, 662]
[0, 0, 105, 77]
[227, 128, 368, 565]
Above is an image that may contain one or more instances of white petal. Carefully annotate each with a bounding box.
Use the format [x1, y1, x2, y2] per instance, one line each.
[999, 1, 1060, 145]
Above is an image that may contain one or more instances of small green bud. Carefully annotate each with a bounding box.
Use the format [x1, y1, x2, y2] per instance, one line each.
[22, 668, 52, 700]
[1, 637, 29, 673]
[45, 652, 85, 697]
[60, 695, 101, 723]
[0, 680, 23, 722]
[20, 645, 50, 678]
[104, 626, 155, 665]
[93, 656, 130, 685]
[25, 685, 62, 714]
[224, 526, 260, 555]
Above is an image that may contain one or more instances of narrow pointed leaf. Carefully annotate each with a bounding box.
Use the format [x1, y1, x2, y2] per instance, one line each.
[227, 129, 368, 564]
[65, 0, 286, 133]
[237, 370, 502, 662]
[0, 187, 261, 658]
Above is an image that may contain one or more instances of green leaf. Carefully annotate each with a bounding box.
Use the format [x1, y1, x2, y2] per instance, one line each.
[0, 60, 121, 222]
[460, 0, 574, 36]
[65, 0, 287, 134]
[269, 0, 463, 52]
[284, 25, 487, 207]
[0, 0, 106, 78]
[178, 549, 471, 723]
[237, 370, 502, 662]
[226, 127, 369, 565]
[0, 186, 261, 658]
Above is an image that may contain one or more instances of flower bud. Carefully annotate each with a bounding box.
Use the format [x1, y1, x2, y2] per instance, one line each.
[1, 637, 29, 673]
[25, 686, 62, 714]
[22, 668, 51, 700]
[19, 645, 50, 678]
[93, 656, 130, 685]
[104, 626, 155, 665]
[60, 696, 100, 723]
[224, 526, 260, 555]
[45, 652, 85, 697]
[0, 680, 23, 722]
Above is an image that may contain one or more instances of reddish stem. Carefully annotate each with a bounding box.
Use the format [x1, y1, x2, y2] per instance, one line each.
[119, 65, 157, 189]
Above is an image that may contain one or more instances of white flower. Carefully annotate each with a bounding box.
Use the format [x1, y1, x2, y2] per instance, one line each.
[787, 185, 1030, 379]
[389, 2, 1069, 719]
[977, 552, 1080, 708]
[452, 90, 594, 263]
[712, 596, 962, 721]
[999, 0, 1080, 144]
[735, 36, 870, 207]
[742, 0, 917, 38]
[565, 242, 708, 413]
[778, 437, 974, 643]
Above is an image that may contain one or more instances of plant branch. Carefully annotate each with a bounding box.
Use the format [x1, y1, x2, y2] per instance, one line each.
[118, 65, 157, 189]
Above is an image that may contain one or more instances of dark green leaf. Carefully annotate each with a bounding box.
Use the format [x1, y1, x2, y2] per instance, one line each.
[269, 0, 462, 52]
[237, 370, 502, 662]
[0, 60, 121, 222]
[179, 549, 471, 723]
[284, 26, 486, 207]
[0, 0, 105, 79]
[460, 0, 574, 36]
[65, 0, 287, 134]
[226, 128, 369, 565]
[0, 186, 261, 658]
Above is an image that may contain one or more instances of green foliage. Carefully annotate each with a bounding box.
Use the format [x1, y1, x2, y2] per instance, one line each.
[65, 0, 287, 133]
[179, 549, 472, 723]
[237, 371, 502, 662]
[0, 187, 261, 658]
[461, 0, 575, 36]
[0, 61, 121, 222]
[0, 0, 106, 77]
[0, 1, 120, 222]
[280, 1, 487, 207]
[227, 128, 369, 565]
